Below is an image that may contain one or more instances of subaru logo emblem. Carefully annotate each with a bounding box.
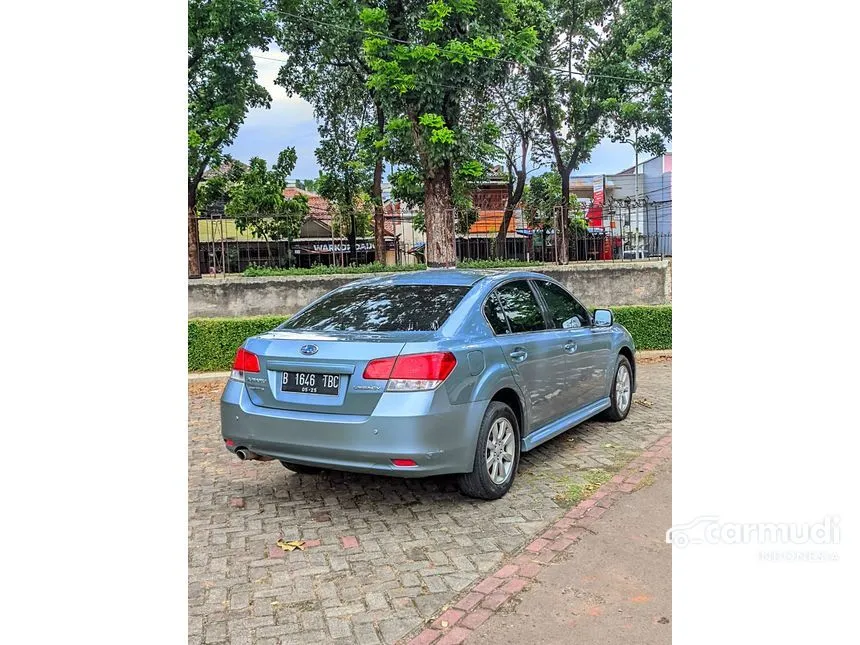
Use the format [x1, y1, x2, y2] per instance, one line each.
[300, 344, 319, 356]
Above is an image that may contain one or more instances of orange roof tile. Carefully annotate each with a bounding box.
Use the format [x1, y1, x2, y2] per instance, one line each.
[468, 210, 516, 235]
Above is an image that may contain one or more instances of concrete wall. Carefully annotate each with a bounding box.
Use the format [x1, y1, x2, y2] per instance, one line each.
[188, 259, 672, 318]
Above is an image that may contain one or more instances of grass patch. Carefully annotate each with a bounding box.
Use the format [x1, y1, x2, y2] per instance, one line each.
[552, 469, 612, 507]
[602, 444, 641, 472]
[633, 471, 657, 491]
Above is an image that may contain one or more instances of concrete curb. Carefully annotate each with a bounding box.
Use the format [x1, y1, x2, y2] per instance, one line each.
[188, 371, 230, 382]
[401, 433, 673, 645]
[186, 350, 671, 382]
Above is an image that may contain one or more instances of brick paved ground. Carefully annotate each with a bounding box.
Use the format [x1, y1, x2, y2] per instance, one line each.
[189, 360, 671, 645]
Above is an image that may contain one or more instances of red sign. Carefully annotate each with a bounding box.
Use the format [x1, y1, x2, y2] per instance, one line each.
[588, 175, 605, 227]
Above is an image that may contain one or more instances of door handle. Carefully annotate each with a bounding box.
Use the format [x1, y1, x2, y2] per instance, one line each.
[509, 348, 528, 362]
[563, 342, 577, 354]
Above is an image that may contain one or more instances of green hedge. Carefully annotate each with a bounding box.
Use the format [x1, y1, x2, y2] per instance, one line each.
[612, 306, 672, 351]
[188, 306, 671, 372]
[188, 316, 287, 372]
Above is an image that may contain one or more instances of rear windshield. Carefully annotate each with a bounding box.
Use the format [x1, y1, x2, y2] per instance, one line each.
[282, 284, 471, 332]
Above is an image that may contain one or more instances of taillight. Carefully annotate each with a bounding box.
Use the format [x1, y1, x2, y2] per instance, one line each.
[363, 352, 457, 392]
[362, 357, 396, 380]
[230, 347, 260, 382]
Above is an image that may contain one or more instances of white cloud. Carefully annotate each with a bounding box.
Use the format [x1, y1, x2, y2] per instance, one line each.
[247, 47, 315, 124]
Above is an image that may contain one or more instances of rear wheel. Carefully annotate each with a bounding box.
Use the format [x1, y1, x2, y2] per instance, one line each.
[602, 354, 633, 421]
[280, 461, 323, 475]
[457, 402, 520, 500]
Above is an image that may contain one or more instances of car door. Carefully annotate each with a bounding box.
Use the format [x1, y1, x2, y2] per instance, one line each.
[484, 280, 567, 430]
[531, 279, 607, 409]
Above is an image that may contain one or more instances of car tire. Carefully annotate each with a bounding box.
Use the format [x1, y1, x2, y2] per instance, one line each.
[602, 354, 633, 421]
[457, 401, 520, 500]
[280, 461, 323, 475]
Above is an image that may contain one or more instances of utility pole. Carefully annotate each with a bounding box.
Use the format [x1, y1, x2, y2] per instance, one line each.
[634, 130, 640, 256]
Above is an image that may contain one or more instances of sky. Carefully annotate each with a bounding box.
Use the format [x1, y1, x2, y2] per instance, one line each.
[226, 49, 655, 181]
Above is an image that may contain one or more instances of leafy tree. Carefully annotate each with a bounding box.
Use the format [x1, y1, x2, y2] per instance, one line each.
[523, 171, 560, 261]
[488, 68, 540, 257]
[528, 0, 672, 263]
[604, 0, 672, 156]
[274, 0, 390, 264]
[359, 0, 540, 267]
[188, 0, 277, 277]
[312, 67, 376, 263]
[330, 192, 373, 239]
[295, 178, 322, 192]
[225, 150, 310, 267]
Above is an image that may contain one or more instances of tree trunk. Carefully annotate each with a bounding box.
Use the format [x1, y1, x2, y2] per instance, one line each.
[344, 171, 357, 265]
[423, 162, 456, 268]
[188, 186, 201, 279]
[558, 172, 570, 264]
[494, 169, 526, 259]
[372, 102, 387, 265]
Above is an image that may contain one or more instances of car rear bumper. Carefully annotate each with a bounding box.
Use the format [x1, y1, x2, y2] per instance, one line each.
[220, 380, 486, 477]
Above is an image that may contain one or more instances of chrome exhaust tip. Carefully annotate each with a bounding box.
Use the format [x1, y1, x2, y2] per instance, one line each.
[236, 448, 255, 461]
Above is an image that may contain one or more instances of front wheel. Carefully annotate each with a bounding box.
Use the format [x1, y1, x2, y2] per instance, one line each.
[602, 354, 633, 421]
[457, 402, 520, 500]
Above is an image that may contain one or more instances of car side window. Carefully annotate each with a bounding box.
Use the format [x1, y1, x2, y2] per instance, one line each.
[534, 280, 591, 329]
[483, 292, 511, 335]
[493, 281, 547, 333]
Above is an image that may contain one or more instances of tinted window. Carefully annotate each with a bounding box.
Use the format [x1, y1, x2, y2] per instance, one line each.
[483, 293, 510, 335]
[283, 284, 470, 332]
[534, 281, 591, 329]
[494, 281, 547, 333]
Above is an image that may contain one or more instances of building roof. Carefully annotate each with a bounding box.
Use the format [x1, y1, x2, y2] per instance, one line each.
[615, 152, 672, 175]
[468, 210, 517, 235]
[284, 187, 396, 238]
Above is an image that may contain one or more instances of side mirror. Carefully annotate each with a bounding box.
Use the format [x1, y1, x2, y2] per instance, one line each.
[593, 309, 613, 327]
[561, 316, 582, 329]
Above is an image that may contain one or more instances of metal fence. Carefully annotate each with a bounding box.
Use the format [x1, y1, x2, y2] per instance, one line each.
[195, 203, 671, 275]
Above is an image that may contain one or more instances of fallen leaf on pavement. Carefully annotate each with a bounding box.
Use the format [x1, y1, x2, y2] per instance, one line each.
[634, 398, 653, 408]
[276, 539, 306, 552]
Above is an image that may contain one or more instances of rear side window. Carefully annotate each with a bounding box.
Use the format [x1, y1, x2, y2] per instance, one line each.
[492, 281, 547, 333]
[483, 293, 510, 335]
[533, 280, 591, 329]
[282, 284, 470, 332]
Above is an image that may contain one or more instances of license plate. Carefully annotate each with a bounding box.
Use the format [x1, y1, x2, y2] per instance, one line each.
[281, 371, 340, 395]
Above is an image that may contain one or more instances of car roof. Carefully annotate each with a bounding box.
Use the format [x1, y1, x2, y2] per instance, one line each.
[348, 269, 550, 288]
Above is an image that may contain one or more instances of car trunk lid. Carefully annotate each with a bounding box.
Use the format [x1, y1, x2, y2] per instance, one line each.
[242, 330, 431, 415]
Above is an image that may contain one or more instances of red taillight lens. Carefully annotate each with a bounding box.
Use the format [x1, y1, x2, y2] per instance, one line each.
[232, 347, 260, 373]
[363, 352, 457, 391]
[391, 458, 417, 467]
[363, 356, 397, 379]
[390, 352, 457, 381]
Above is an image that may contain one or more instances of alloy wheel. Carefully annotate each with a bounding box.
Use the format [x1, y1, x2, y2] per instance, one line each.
[485, 418, 515, 485]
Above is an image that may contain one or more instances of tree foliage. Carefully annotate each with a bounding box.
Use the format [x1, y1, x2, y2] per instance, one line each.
[188, 0, 277, 276]
[189, 0, 672, 271]
[359, 0, 541, 266]
[312, 67, 377, 261]
[274, 0, 389, 263]
[221, 150, 310, 266]
[528, 0, 672, 262]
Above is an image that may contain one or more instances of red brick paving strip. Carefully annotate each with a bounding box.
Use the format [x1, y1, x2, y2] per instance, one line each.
[397, 433, 672, 644]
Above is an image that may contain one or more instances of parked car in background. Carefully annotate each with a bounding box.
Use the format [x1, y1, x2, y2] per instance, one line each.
[221, 270, 636, 499]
